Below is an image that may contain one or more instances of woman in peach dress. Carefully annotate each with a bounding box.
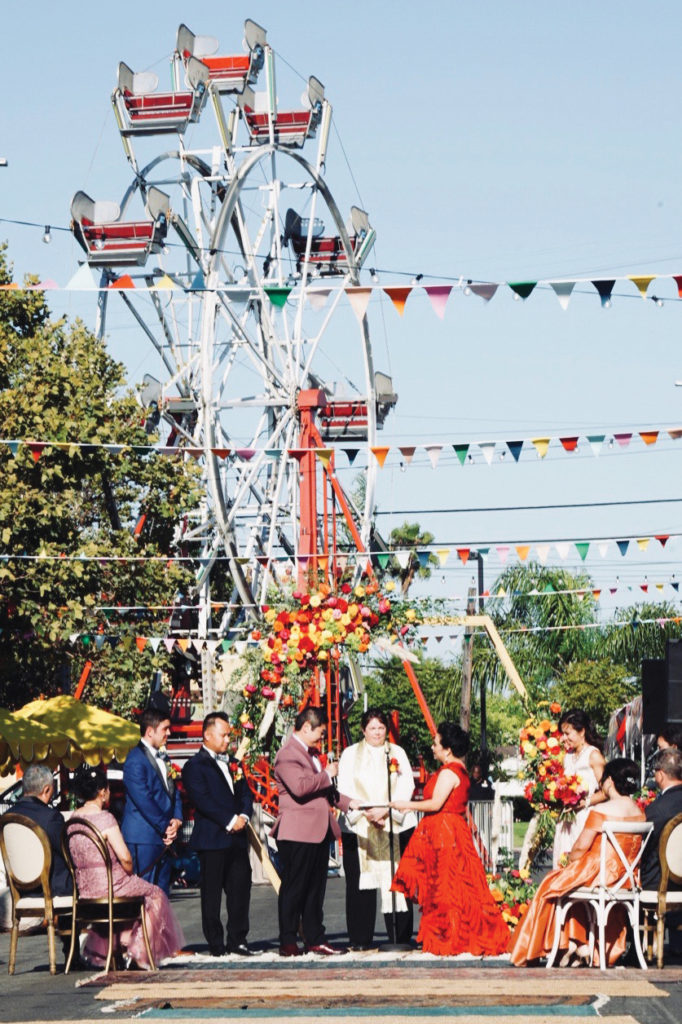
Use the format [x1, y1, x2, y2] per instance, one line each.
[510, 758, 644, 968]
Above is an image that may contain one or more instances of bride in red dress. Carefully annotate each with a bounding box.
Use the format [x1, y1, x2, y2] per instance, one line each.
[390, 722, 510, 956]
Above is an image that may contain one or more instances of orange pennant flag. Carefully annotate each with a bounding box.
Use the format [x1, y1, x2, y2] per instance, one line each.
[516, 545, 531, 561]
[383, 286, 412, 316]
[135, 637, 147, 652]
[109, 274, 135, 289]
[457, 547, 470, 564]
[212, 448, 231, 459]
[176, 638, 189, 652]
[639, 431, 659, 446]
[371, 446, 390, 467]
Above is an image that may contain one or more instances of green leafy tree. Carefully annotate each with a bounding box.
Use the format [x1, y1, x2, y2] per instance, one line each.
[552, 658, 639, 735]
[599, 601, 681, 675]
[0, 246, 202, 713]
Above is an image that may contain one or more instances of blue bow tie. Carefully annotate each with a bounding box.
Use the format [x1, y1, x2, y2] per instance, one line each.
[216, 753, 230, 764]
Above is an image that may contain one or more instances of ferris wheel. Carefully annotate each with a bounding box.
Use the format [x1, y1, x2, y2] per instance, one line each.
[70, 19, 397, 707]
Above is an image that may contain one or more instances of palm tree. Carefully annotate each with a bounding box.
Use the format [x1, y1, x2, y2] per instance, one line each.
[386, 521, 437, 595]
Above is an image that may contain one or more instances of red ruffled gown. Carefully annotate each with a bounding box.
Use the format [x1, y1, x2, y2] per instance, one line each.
[391, 763, 510, 956]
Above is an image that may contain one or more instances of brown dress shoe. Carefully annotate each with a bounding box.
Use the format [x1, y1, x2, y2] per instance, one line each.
[279, 944, 303, 957]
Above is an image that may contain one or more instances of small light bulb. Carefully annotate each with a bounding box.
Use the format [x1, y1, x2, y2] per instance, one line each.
[513, 292, 521, 301]
[369, 267, 378, 283]
[411, 274, 423, 286]
[499, 450, 506, 460]
[463, 280, 472, 296]
[162, 245, 170, 255]
[467, 453, 473, 463]
[42, 225, 51, 244]
[604, 299, 612, 309]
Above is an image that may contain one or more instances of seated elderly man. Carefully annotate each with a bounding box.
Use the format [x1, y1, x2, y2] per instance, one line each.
[642, 747, 682, 957]
[10, 764, 71, 898]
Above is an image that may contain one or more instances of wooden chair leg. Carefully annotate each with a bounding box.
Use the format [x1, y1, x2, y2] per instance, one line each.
[47, 916, 57, 975]
[140, 906, 155, 970]
[8, 919, 18, 975]
[657, 914, 665, 970]
[104, 917, 114, 974]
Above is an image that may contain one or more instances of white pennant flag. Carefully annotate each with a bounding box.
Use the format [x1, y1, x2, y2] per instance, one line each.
[395, 550, 411, 569]
[598, 541, 610, 558]
[550, 281, 575, 310]
[206, 640, 221, 654]
[479, 442, 496, 465]
[148, 637, 161, 653]
[344, 286, 372, 321]
[424, 444, 442, 469]
[306, 287, 332, 311]
[222, 287, 251, 306]
[65, 263, 99, 290]
[163, 638, 176, 653]
[536, 544, 550, 565]
[555, 542, 570, 560]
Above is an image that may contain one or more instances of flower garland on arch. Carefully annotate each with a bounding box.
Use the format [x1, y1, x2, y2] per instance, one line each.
[228, 578, 420, 758]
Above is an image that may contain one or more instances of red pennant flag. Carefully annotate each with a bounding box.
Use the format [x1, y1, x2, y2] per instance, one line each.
[27, 442, 46, 462]
[559, 437, 579, 452]
[674, 276, 682, 298]
[288, 449, 307, 463]
[456, 547, 471, 564]
[640, 584, 649, 593]
[212, 448, 231, 459]
[655, 535, 669, 547]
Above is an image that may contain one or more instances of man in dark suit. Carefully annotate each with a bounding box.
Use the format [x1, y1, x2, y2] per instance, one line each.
[182, 712, 255, 957]
[10, 764, 70, 898]
[272, 706, 359, 957]
[121, 707, 183, 894]
[642, 747, 682, 955]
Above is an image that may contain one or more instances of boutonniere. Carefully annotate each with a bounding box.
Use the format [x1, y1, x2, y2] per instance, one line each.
[229, 761, 244, 783]
[389, 757, 401, 774]
[168, 762, 181, 781]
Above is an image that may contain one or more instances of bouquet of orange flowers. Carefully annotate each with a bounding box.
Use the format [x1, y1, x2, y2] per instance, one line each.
[519, 702, 587, 822]
[487, 853, 537, 931]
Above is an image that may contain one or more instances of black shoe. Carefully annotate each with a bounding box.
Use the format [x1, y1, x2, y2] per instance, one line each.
[229, 943, 259, 957]
[208, 947, 227, 957]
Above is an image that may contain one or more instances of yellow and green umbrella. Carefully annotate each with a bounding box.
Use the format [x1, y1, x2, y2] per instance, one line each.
[14, 695, 139, 768]
[0, 708, 72, 776]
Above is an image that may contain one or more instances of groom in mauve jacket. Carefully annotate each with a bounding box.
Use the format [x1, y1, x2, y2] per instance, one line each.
[182, 712, 255, 957]
[272, 706, 359, 957]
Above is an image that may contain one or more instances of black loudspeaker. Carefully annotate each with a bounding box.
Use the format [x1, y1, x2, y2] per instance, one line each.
[642, 658, 666, 735]
[666, 640, 682, 724]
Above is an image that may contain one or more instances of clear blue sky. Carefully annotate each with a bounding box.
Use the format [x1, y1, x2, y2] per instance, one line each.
[2, 2, 682, 623]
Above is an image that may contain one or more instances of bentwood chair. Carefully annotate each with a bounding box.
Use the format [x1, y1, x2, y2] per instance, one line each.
[641, 812, 682, 968]
[0, 813, 73, 974]
[546, 820, 653, 971]
[62, 816, 155, 973]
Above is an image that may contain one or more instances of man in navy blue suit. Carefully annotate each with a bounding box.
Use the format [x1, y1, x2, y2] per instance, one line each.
[642, 747, 682, 955]
[121, 707, 183, 894]
[182, 712, 255, 956]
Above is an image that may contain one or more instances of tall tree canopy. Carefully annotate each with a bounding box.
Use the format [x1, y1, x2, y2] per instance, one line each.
[0, 246, 201, 712]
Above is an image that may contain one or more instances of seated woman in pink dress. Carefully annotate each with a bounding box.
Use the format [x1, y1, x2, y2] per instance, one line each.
[68, 765, 185, 969]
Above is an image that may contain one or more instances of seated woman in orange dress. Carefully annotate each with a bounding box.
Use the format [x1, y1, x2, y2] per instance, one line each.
[390, 722, 510, 957]
[510, 757, 644, 968]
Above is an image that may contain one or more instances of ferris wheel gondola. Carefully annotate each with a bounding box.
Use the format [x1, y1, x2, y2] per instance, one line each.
[69, 18, 397, 709]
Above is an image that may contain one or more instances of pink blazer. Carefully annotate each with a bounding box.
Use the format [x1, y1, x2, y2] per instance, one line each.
[271, 736, 351, 844]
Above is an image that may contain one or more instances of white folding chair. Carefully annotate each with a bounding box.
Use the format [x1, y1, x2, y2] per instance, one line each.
[546, 820, 653, 971]
[641, 812, 682, 968]
[0, 813, 72, 974]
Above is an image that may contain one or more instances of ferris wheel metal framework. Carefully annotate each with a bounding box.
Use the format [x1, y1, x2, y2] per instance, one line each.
[70, 19, 398, 714]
